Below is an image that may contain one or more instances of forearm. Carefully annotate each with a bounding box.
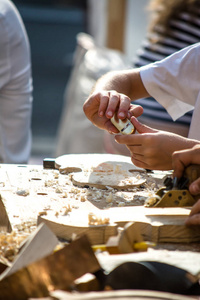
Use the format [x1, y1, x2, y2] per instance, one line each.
[92, 69, 150, 101]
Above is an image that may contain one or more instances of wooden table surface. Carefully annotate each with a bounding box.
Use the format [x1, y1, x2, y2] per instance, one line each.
[0, 157, 199, 300]
[0, 157, 199, 282]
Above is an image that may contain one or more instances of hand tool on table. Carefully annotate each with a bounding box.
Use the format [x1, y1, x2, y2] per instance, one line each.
[92, 222, 155, 254]
[145, 164, 200, 207]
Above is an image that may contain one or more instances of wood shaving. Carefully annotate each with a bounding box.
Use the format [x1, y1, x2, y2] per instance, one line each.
[38, 211, 47, 217]
[55, 187, 63, 193]
[0, 231, 29, 263]
[80, 194, 86, 202]
[117, 201, 125, 207]
[106, 192, 114, 203]
[88, 212, 110, 226]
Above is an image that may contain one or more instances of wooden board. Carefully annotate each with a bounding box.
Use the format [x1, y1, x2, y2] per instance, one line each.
[0, 155, 199, 252]
[0, 157, 200, 299]
[38, 206, 200, 245]
[0, 223, 59, 280]
[42, 154, 200, 245]
[106, 0, 126, 52]
[0, 235, 100, 300]
[55, 153, 146, 189]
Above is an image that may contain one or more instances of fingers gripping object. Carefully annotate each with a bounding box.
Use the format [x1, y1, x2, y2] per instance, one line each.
[145, 164, 200, 207]
[111, 114, 135, 135]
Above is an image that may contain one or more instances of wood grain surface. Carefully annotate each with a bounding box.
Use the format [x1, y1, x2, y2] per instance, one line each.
[0, 154, 199, 253]
[0, 156, 200, 299]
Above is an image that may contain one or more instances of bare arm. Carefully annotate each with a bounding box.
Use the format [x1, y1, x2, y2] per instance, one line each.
[93, 69, 149, 100]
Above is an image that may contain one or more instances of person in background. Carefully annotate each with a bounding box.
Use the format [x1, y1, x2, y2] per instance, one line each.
[104, 0, 200, 155]
[0, 0, 33, 163]
[172, 145, 200, 226]
[83, 43, 200, 171]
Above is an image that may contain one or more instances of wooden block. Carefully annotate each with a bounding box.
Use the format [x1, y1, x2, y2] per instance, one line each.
[38, 214, 118, 245]
[55, 153, 146, 190]
[0, 235, 100, 300]
[0, 223, 59, 280]
[38, 206, 200, 245]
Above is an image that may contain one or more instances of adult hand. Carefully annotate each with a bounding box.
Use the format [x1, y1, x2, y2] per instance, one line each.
[83, 91, 143, 133]
[172, 145, 200, 195]
[115, 117, 198, 170]
[185, 199, 200, 226]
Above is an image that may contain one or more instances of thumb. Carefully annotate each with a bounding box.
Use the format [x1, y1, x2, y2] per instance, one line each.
[189, 178, 200, 195]
[130, 116, 158, 134]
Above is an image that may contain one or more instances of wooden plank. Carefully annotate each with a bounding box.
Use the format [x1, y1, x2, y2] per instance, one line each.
[0, 156, 198, 250]
[38, 206, 200, 245]
[106, 0, 127, 51]
[0, 235, 100, 300]
[0, 223, 59, 280]
[38, 214, 117, 245]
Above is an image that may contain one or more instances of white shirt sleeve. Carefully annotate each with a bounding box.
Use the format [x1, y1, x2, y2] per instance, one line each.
[140, 43, 200, 121]
[0, 0, 33, 164]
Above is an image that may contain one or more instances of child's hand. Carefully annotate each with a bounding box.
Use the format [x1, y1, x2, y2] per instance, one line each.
[115, 116, 198, 170]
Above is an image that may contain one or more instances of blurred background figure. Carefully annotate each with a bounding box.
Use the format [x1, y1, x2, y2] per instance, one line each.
[135, 0, 200, 134]
[10, 1, 151, 161]
[104, 0, 200, 155]
[54, 32, 129, 156]
[0, 0, 32, 163]
[13, 0, 88, 162]
[13, 0, 86, 164]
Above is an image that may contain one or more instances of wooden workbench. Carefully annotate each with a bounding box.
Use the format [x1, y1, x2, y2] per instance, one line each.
[0, 155, 199, 247]
[0, 155, 199, 299]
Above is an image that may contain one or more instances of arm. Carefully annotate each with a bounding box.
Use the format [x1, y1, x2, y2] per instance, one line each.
[115, 117, 199, 170]
[83, 43, 200, 132]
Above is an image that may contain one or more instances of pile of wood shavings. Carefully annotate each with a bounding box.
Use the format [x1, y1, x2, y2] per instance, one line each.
[0, 231, 29, 263]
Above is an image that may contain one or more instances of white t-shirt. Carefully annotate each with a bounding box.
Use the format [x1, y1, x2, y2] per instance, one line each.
[140, 42, 200, 140]
[133, 4, 200, 129]
[0, 0, 32, 163]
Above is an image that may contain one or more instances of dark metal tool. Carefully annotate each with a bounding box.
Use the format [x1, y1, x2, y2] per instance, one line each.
[145, 164, 200, 207]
